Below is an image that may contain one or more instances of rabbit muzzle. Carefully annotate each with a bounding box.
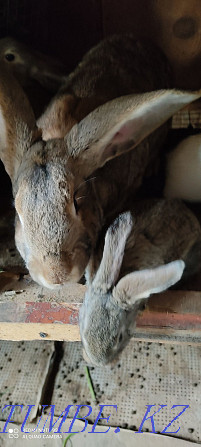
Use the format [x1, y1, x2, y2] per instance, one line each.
[27, 256, 83, 289]
[15, 221, 91, 288]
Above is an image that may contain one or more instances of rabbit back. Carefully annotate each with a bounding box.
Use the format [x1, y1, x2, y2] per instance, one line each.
[87, 199, 201, 282]
[39, 34, 171, 137]
[63, 34, 171, 99]
[121, 199, 201, 277]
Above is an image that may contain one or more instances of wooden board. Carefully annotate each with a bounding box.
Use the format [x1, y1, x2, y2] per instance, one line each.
[0, 275, 201, 343]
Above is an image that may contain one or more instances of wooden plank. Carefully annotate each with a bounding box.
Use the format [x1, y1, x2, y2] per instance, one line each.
[132, 329, 201, 345]
[0, 273, 85, 304]
[171, 99, 201, 128]
[0, 290, 201, 342]
[172, 110, 201, 129]
[0, 323, 80, 341]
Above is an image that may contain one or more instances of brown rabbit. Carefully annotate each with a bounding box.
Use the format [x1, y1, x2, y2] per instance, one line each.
[0, 37, 66, 117]
[0, 35, 200, 289]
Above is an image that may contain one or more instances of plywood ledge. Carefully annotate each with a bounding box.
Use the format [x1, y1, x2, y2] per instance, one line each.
[0, 290, 201, 342]
[0, 322, 80, 341]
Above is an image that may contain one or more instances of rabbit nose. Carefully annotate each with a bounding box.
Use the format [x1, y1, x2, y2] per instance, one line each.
[27, 259, 65, 289]
[82, 348, 100, 366]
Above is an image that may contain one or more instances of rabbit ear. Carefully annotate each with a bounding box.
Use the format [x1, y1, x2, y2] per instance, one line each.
[37, 95, 103, 141]
[66, 89, 201, 178]
[0, 66, 38, 181]
[37, 94, 79, 140]
[112, 260, 185, 310]
[92, 212, 134, 293]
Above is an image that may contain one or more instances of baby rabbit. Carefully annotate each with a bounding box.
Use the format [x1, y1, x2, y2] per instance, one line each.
[0, 37, 66, 117]
[164, 133, 201, 202]
[80, 199, 201, 366]
[0, 35, 201, 289]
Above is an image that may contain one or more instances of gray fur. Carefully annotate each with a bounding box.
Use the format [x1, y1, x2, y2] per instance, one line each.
[80, 199, 201, 365]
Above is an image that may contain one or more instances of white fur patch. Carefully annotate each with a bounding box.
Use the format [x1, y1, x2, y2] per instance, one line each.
[36, 274, 61, 290]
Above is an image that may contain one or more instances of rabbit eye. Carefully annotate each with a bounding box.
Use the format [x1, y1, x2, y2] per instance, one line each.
[5, 53, 15, 62]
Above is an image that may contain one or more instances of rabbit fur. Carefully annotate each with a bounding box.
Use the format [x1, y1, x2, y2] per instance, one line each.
[0, 35, 201, 288]
[164, 133, 201, 202]
[37, 34, 171, 139]
[80, 199, 201, 365]
[0, 37, 66, 117]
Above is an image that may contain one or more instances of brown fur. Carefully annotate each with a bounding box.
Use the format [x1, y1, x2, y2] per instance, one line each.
[38, 35, 171, 138]
[0, 37, 201, 288]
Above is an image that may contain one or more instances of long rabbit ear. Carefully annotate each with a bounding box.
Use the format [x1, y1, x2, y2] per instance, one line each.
[37, 95, 103, 141]
[0, 65, 38, 181]
[112, 260, 185, 310]
[66, 89, 201, 178]
[92, 212, 133, 293]
[37, 94, 79, 140]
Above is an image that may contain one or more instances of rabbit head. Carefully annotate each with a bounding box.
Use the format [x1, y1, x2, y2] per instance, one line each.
[0, 37, 65, 92]
[0, 66, 199, 288]
[0, 37, 66, 119]
[79, 212, 185, 366]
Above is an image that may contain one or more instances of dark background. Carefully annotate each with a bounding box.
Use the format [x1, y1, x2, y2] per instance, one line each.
[1, 0, 201, 86]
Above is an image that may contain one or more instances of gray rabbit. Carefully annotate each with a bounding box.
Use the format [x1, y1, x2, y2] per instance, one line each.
[79, 199, 201, 366]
